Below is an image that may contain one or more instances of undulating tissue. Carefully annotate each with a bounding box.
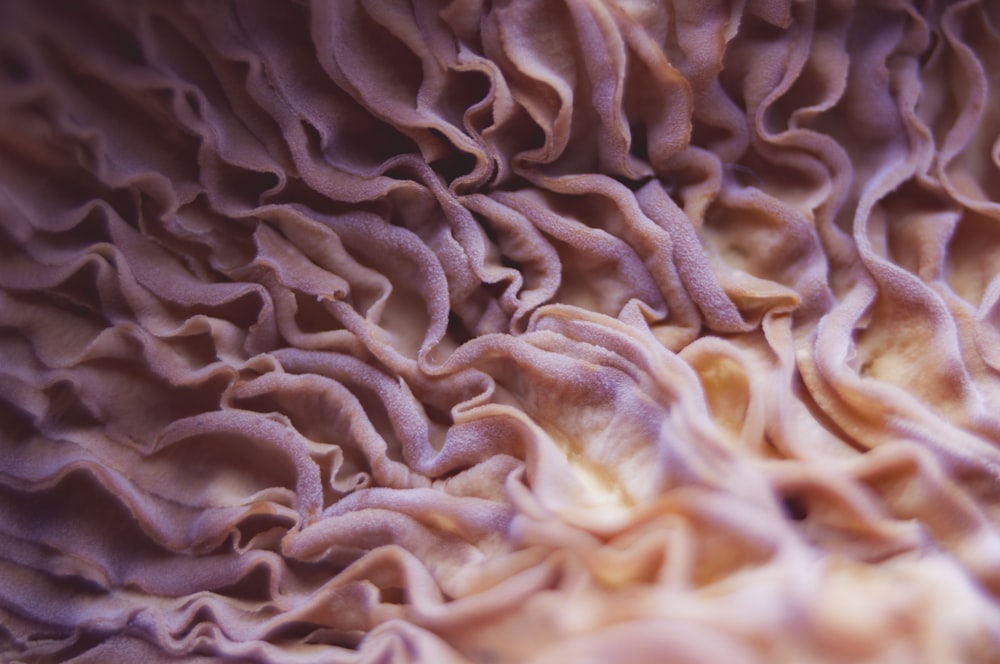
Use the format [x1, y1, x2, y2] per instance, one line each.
[3, 0, 1000, 662]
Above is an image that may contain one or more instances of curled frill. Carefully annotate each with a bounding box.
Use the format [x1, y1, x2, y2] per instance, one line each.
[3, 0, 1000, 662]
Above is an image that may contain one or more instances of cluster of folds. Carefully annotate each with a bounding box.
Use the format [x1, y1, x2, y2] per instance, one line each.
[5, 0, 1000, 661]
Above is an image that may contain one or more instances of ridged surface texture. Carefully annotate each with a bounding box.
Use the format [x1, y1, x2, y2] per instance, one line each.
[3, 0, 1000, 662]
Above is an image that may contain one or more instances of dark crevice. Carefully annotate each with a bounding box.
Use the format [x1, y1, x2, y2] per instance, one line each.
[781, 495, 809, 521]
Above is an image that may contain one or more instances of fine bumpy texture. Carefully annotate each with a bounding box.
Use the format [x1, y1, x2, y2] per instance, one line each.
[3, 0, 1000, 661]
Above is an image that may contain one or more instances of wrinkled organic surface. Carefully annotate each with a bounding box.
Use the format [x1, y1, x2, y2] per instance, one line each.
[3, 0, 1000, 661]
